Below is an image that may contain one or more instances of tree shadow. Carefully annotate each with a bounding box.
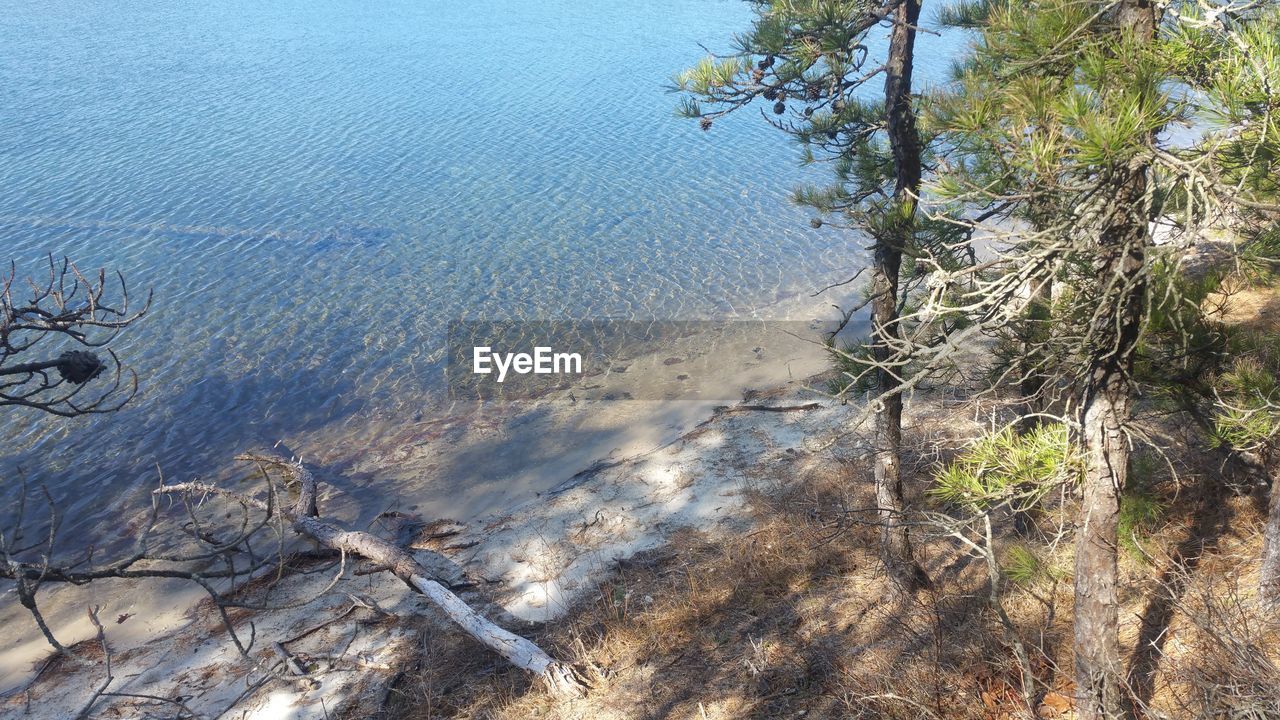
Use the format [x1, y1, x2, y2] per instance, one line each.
[1126, 475, 1234, 715]
[377, 456, 1057, 720]
[0, 364, 366, 560]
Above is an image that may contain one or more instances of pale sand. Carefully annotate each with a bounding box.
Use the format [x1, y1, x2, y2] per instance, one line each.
[0, 293, 864, 718]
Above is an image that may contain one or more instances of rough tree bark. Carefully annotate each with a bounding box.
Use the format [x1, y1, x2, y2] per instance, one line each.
[1261, 465, 1280, 606]
[156, 454, 587, 696]
[873, 0, 930, 593]
[1075, 357, 1136, 720]
[1073, 7, 1155, 719]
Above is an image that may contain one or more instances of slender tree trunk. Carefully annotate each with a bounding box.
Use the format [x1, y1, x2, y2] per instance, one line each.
[1261, 465, 1280, 606]
[1075, 175, 1147, 719]
[1073, 6, 1156, 718]
[873, 0, 929, 593]
[1075, 362, 1134, 720]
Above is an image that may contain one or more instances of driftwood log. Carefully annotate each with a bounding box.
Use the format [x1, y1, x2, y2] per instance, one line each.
[154, 453, 587, 696]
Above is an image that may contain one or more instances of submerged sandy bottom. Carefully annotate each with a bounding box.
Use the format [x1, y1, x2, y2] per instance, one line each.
[0, 295, 859, 717]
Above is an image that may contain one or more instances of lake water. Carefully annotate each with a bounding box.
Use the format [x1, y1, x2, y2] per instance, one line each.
[0, 1, 962, 542]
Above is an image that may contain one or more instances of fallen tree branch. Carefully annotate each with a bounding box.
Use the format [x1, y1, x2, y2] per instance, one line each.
[155, 453, 588, 696]
[272, 641, 309, 678]
[713, 402, 823, 415]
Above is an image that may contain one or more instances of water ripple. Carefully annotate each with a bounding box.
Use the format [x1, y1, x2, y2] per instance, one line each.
[0, 0, 962, 543]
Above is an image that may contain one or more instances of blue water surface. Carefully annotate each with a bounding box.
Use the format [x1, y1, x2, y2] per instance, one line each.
[0, 0, 962, 536]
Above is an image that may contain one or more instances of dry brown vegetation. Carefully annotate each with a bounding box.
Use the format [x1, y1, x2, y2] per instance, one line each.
[366, 385, 1280, 720]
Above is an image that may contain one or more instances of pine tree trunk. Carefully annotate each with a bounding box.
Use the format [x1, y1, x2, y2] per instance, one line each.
[1074, 179, 1147, 720]
[873, 0, 929, 593]
[1075, 368, 1132, 720]
[1074, 166, 1150, 720]
[1261, 466, 1280, 607]
[1072, 6, 1155, 719]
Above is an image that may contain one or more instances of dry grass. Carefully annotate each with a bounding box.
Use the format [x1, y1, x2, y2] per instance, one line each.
[376, 454, 1035, 720]
[1206, 283, 1280, 331]
[364, 401, 1280, 720]
[363, 290, 1280, 720]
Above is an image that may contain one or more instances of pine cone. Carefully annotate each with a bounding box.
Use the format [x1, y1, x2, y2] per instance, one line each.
[763, 88, 778, 101]
[700, 117, 713, 131]
[773, 101, 786, 115]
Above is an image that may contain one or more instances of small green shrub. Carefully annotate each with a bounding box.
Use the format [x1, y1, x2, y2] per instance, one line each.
[1118, 479, 1166, 564]
[1135, 258, 1228, 397]
[1001, 544, 1044, 585]
[1237, 224, 1280, 283]
[826, 341, 877, 397]
[1210, 356, 1280, 451]
[930, 423, 1082, 512]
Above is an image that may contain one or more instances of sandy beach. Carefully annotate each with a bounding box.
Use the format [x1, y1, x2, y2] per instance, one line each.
[0, 289, 867, 717]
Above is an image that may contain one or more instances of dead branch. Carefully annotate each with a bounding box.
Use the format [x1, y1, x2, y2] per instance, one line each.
[713, 402, 823, 415]
[155, 453, 589, 697]
[73, 606, 112, 720]
[1, 256, 149, 417]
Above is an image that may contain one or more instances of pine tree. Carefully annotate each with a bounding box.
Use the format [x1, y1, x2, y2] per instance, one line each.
[920, 1, 1279, 717]
[675, 0, 939, 592]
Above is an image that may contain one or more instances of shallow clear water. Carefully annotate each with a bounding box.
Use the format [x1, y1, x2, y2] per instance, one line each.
[0, 1, 961, 536]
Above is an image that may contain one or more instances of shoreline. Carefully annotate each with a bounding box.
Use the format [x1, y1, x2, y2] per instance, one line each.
[0, 288, 863, 716]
